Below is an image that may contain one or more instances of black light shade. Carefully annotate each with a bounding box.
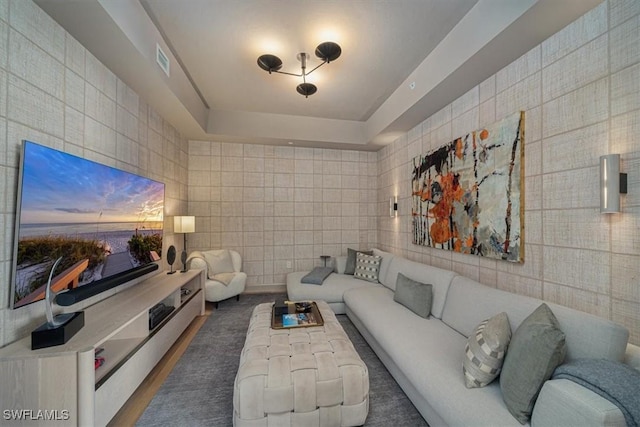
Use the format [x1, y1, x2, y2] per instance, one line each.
[257, 54, 283, 73]
[257, 42, 340, 97]
[296, 83, 317, 98]
[315, 41, 341, 63]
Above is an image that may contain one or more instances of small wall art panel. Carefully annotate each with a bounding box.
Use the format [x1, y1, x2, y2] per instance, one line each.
[411, 111, 524, 262]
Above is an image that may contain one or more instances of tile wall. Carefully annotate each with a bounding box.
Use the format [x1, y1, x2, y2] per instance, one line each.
[378, 0, 640, 345]
[0, 0, 188, 347]
[187, 142, 378, 287]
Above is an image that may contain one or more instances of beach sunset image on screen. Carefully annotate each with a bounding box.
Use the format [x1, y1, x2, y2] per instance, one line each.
[11, 141, 165, 308]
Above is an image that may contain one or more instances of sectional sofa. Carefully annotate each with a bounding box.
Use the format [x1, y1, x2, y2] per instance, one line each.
[287, 248, 636, 427]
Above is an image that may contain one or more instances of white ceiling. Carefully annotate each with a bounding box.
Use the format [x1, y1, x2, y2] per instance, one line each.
[36, 0, 602, 150]
[141, 0, 477, 122]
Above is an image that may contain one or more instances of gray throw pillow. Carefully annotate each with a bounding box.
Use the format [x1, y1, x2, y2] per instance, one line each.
[345, 248, 373, 275]
[500, 303, 566, 424]
[463, 312, 511, 388]
[393, 273, 433, 319]
[353, 253, 381, 283]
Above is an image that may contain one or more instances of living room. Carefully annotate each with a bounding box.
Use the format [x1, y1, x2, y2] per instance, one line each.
[0, 0, 639, 426]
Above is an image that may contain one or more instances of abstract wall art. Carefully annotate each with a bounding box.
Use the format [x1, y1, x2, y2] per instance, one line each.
[411, 111, 524, 262]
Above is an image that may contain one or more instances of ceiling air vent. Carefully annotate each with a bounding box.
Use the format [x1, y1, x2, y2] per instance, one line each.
[156, 44, 170, 77]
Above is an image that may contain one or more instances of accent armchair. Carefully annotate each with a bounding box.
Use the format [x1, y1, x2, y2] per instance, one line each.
[187, 249, 246, 308]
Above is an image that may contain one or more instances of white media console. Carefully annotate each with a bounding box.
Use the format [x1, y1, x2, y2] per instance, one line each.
[0, 269, 205, 426]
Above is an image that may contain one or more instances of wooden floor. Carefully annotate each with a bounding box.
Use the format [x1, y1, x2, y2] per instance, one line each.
[107, 302, 215, 427]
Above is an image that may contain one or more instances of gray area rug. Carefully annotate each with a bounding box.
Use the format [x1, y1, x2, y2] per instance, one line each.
[136, 293, 428, 426]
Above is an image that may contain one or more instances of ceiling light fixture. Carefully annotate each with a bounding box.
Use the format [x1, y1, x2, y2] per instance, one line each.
[257, 41, 341, 98]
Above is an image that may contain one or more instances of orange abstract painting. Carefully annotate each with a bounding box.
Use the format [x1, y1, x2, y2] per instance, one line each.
[411, 112, 524, 262]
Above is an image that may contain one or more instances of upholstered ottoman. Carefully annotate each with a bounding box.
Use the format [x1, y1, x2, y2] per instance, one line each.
[233, 300, 369, 427]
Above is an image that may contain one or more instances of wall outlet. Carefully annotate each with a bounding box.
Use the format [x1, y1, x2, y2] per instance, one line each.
[286, 261, 292, 269]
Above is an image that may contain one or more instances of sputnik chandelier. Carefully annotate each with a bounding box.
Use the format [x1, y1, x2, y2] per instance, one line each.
[257, 41, 342, 98]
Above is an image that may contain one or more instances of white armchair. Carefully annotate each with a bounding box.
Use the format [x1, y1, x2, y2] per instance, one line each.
[187, 249, 246, 308]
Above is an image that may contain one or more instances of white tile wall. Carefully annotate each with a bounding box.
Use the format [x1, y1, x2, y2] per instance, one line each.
[378, 0, 640, 345]
[188, 142, 378, 287]
[0, 0, 188, 347]
[9, 28, 64, 99]
[8, 73, 64, 137]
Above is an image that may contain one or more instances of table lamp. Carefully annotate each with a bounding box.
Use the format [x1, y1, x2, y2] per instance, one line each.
[174, 216, 195, 272]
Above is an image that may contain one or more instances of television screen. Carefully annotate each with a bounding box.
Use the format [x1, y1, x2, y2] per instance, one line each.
[11, 141, 165, 308]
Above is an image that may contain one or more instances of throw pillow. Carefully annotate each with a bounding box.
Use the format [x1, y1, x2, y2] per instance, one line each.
[463, 312, 511, 388]
[393, 273, 433, 319]
[353, 253, 381, 283]
[345, 248, 373, 275]
[202, 249, 235, 279]
[500, 303, 566, 424]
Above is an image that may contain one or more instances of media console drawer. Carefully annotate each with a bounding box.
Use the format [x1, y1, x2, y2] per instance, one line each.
[94, 289, 203, 425]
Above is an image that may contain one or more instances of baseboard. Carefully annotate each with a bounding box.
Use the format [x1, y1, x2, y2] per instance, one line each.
[244, 284, 286, 294]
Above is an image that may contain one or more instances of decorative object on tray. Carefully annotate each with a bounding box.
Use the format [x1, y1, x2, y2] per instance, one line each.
[271, 301, 324, 329]
[294, 301, 312, 312]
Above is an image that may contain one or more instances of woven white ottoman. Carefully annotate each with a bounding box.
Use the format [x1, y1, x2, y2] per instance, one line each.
[233, 300, 369, 427]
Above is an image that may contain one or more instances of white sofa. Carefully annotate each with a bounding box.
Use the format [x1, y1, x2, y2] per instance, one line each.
[188, 249, 246, 307]
[286, 248, 633, 427]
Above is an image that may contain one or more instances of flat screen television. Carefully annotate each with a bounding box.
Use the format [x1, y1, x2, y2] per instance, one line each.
[10, 140, 165, 309]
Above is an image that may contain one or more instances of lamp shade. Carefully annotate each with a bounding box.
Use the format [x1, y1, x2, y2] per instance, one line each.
[174, 216, 195, 233]
[296, 83, 317, 97]
[315, 41, 342, 63]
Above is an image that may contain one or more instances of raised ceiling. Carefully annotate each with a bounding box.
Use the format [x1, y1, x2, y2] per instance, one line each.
[36, 0, 601, 150]
[141, 0, 477, 122]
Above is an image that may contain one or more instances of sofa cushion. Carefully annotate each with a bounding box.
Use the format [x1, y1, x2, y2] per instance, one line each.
[532, 379, 627, 427]
[442, 276, 629, 362]
[345, 248, 373, 275]
[353, 253, 382, 282]
[344, 286, 523, 427]
[203, 249, 235, 277]
[371, 248, 396, 286]
[334, 256, 347, 274]
[463, 312, 511, 388]
[287, 271, 381, 307]
[500, 303, 567, 424]
[393, 273, 432, 319]
[382, 255, 456, 319]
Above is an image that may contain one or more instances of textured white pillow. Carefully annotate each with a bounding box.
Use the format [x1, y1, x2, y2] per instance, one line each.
[463, 312, 512, 388]
[203, 250, 235, 279]
[353, 253, 381, 283]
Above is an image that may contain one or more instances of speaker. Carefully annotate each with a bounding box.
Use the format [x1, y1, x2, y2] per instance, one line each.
[55, 263, 159, 306]
[167, 245, 176, 274]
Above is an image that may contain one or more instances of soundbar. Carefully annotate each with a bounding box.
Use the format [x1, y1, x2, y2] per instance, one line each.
[55, 263, 159, 306]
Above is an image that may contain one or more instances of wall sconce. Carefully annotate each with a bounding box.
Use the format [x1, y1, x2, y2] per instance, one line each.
[174, 216, 195, 272]
[389, 196, 398, 217]
[600, 154, 627, 213]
